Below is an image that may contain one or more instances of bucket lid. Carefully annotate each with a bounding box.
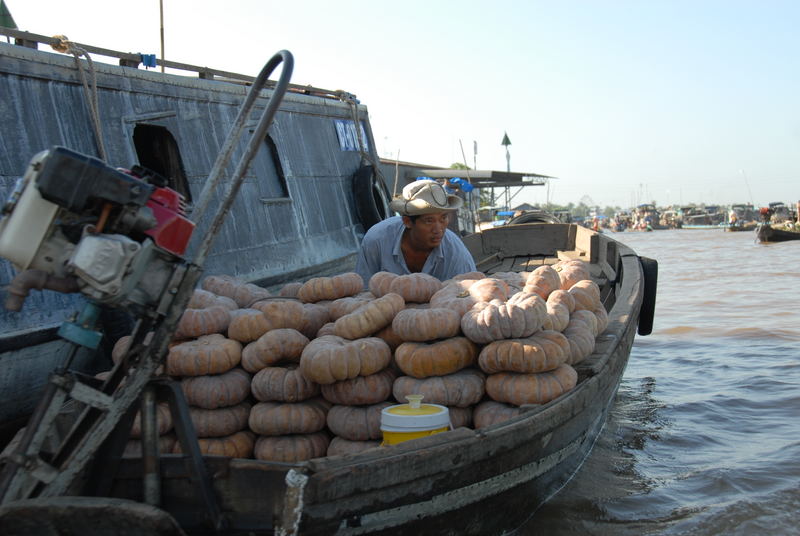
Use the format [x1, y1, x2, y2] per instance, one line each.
[381, 395, 450, 430]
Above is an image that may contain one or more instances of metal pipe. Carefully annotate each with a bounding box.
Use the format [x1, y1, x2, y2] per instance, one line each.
[141, 385, 161, 506]
[5, 269, 80, 311]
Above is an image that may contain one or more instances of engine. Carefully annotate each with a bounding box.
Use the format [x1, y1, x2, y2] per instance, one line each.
[0, 146, 195, 313]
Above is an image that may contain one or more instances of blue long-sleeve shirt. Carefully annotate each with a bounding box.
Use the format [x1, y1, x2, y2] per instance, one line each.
[355, 216, 476, 285]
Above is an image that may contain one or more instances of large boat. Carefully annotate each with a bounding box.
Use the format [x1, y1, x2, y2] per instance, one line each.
[0, 29, 657, 535]
[756, 221, 800, 243]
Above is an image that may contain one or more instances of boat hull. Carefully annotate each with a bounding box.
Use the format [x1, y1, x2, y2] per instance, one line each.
[100, 224, 646, 535]
[756, 223, 800, 242]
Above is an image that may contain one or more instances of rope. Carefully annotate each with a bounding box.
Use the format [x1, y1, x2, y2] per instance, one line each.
[52, 35, 107, 160]
[341, 94, 389, 194]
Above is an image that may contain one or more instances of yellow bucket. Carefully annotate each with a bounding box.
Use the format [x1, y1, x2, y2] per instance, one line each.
[381, 395, 450, 446]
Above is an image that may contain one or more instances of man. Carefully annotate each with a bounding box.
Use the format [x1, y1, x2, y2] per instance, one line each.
[355, 180, 477, 284]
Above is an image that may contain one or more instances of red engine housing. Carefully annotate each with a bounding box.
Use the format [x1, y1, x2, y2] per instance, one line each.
[144, 187, 195, 256]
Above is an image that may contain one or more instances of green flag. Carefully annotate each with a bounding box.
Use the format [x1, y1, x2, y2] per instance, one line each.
[1, 0, 17, 29]
[501, 132, 511, 146]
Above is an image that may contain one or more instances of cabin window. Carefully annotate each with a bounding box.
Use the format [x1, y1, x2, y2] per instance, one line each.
[250, 134, 289, 201]
[132, 124, 192, 203]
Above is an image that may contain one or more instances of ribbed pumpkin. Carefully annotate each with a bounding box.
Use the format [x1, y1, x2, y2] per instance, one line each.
[253, 432, 329, 462]
[278, 281, 303, 298]
[187, 288, 238, 311]
[227, 309, 271, 343]
[368, 271, 398, 298]
[593, 305, 609, 334]
[485, 365, 578, 406]
[130, 402, 173, 438]
[300, 303, 331, 339]
[392, 368, 485, 407]
[299, 335, 391, 384]
[391, 307, 461, 342]
[316, 322, 336, 338]
[478, 330, 570, 374]
[333, 293, 405, 340]
[563, 319, 596, 365]
[180, 367, 251, 409]
[320, 368, 395, 406]
[201, 275, 271, 308]
[451, 271, 486, 281]
[173, 430, 255, 458]
[570, 309, 599, 336]
[542, 302, 570, 332]
[241, 328, 310, 373]
[428, 280, 478, 317]
[461, 291, 547, 343]
[250, 299, 306, 332]
[522, 265, 561, 300]
[250, 365, 320, 403]
[473, 400, 524, 429]
[547, 289, 576, 314]
[568, 279, 602, 311]
[489, 271, 527, 294]
[175, 305, 231, 340]
[297, 272, 363, 303]
[328, 296, 372, 320]
[372, 323, 405, 351]
[388, 273, 443, 303]
[189, 402, 251, 438]
[448, 405, 473, 429]
[248, 398, 330, 436]
[111, 331, 154, 365]
[327, 436, 381, 456]
[554, 259, 591, 290]
[394, 337, 478, 378]
[326, 402, 392, 441]
[468, 278, 510, 303]
[167, 334, 242, 377]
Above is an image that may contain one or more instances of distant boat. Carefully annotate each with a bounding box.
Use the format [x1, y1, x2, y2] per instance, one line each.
[756, 222, 800, 243]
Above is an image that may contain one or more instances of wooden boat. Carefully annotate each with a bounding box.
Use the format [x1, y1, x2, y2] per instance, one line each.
[756, 222, 800, 243]
[96, 223, 652, 535]
[0, 29, 390, 443]
[0, 29, 658, 536]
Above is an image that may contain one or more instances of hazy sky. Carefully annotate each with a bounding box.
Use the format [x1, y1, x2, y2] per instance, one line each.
[6, 0, 798, 208]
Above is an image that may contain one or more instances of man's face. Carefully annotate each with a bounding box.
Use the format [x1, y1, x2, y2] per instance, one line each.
[405, 212, 451, 249]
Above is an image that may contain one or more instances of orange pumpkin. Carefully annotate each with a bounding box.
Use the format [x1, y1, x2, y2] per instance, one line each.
[130, 402, 173, 438]
[187, 288, 238, 310]
[250, 299, 306, 332]
[189, 401, 251, 438]
[429, 280, 478, 317]
[180, 367, 251, 409]
[568, 279, 602, 311]
[468, 278, 510, 302]
[391, 307, 461, 342]
[173, 430, 255, 458]
[554, 259, 591, 290]
[328, 296, 372, 320]
[250, 365, 320, 403]
[327, 436, 381, 456]
[326, 402, 393, 441]
[227, 309, 271, 343]
[333, 293, 405, 340]
[473, 400, 523, 429]
[368, 271, 398, 298]
[485, 365, 578, 406]
[201, 275, 271, 308]
[448, 405, 473, 429]
[167, 334, 242, 377]
[253, 432, 329, 462]
[461, 291, 547, 343]
[392, 368, 485, 407]
[297, 272, 363, 303]
[299, 335, 391, 384]
[241, 328, 310, 373]
[277, 281, 303, 298]
[563, 320, 596, 365]
[248, 398, 330, 436]
[300, 303, 331, 339]
[394, 337, 478, 378]
[478, 330, 570, 374]
[320, 368, 396, 406]
[388, 273, 443, 303]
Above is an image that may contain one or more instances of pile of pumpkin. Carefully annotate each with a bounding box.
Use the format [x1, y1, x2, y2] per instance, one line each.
[108, 259, 607, 463]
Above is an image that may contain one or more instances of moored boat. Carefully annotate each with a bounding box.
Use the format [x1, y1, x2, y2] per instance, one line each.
[756, 222, 800, 243]
[0, 29, 658, 536]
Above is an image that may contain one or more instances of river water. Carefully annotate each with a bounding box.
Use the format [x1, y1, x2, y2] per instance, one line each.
[520, 228, 800, 535]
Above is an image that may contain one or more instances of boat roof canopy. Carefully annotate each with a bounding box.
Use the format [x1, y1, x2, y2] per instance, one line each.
[418, 169, 555, 188]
